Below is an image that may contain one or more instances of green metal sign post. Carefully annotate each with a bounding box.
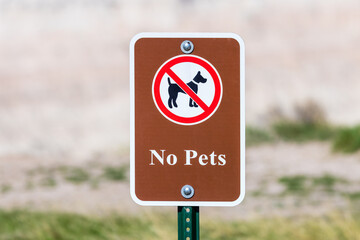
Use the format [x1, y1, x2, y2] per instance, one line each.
[178, 206, 199, 240]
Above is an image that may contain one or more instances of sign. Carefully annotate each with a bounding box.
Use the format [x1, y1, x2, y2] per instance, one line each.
[130, 33, 245, 206]
[152, 55, 222, 125]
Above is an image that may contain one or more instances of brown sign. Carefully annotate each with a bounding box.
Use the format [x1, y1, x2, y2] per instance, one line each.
[130, 33, 245, 206]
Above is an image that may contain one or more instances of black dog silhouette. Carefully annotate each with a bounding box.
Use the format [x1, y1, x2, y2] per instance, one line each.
[167, 71, 207, 108]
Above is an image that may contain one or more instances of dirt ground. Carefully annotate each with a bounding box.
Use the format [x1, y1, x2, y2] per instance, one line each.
[1, 142, 359, 219]
[0, 0, 360, 219]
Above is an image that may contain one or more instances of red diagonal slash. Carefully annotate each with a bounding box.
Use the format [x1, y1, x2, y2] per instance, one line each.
[166, 68, 210, 112]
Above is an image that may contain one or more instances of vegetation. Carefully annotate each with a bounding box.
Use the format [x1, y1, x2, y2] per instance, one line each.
[278, 175, 309, 194]
[0, 184, 12, 194]
[63, 167, 90, 184]
[102, 165, 127, 181]
[40, 176, 57, 187]
[278, 174, 347, 195]
[246, 126, 274, 146]
[23, 164, 129, 190]
[246, 122, 360, 153]
[245, 100, 360, 153]
[347, 192, 360, 201]
[312, 174, 347, 193]
[272, 122, 336, 142]
[332, 125, 360, 153]
[0, 210, 359, 240]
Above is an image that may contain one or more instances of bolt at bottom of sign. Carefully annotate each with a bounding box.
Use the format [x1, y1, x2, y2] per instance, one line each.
[181, 185, 195, 199]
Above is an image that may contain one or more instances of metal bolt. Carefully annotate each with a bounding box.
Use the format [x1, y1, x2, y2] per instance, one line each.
[181, 185, 195, 199]
[180, 40, 194, 54]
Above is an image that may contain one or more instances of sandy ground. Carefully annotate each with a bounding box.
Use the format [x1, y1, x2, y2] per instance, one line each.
[1, 142, 360, 219]
[0, 0, 360, 219]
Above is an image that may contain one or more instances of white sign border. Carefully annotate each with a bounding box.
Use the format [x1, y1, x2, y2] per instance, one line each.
[130, 32, 245, 207]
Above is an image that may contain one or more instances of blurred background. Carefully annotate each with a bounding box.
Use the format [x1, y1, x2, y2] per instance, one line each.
[1, 0, 360, 239]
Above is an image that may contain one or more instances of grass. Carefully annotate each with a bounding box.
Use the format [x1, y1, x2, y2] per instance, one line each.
[246, 126, 274, 146]
[102, 166, 127, 181]
[62, 167, 90, 184]
[279, 175, 309, 194]
[272, 122, 336, 142]
[278, 174, 347, 195]
[0, 210, 359, 240]
[40, 176, 57, 187]
[0, 210, 159, 240]
[247, 122, 360, 153]
[0, 184, 12, 194]
[346, 192, 360, 201]
[202, 214, 360, 240]
[332, 125, 360, 153]
[24, 164, 129, 189]
[24, 180, 35, 190]
[312, 174, 346, 193]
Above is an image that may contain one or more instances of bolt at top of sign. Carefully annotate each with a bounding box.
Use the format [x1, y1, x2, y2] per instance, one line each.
[181, 40, 194, 54]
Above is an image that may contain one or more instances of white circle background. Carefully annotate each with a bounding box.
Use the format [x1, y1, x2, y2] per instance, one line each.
[152, 55, 223, 125]
[159, 61, 216, 118]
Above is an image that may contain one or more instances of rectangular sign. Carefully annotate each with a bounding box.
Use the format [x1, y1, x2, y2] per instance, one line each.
[130, 32, 245, 206]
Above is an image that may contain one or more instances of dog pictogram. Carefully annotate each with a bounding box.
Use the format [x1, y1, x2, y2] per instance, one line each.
[152, 55, 222, 125]
[167, 71, 207, 109]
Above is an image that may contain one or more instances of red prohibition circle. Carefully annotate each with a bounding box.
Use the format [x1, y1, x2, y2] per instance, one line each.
[152, 55, 222, 125]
